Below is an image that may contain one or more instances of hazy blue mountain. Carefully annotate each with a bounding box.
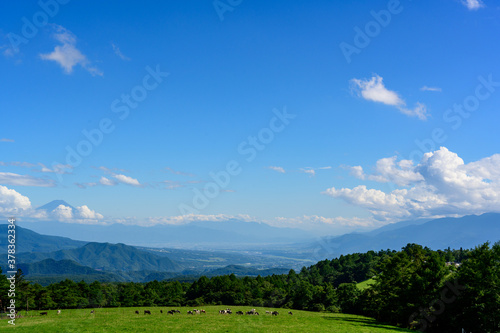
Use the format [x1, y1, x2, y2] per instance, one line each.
[0, 224, 86, 253]
[306, 213, 500, 259]
[18, 218, 314, 248]
[17, 242, 182, 273]
[37, 200, 76, 211]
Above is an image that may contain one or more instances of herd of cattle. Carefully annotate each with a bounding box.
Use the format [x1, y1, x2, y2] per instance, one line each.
[40, 308, 293, 316]
[135, 308, 292, 316]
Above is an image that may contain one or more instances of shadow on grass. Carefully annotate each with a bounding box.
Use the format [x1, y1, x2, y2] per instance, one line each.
[322, 316, 411, 332]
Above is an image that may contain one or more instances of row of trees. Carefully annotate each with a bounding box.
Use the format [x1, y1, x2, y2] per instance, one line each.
[1, 243, 498, 332]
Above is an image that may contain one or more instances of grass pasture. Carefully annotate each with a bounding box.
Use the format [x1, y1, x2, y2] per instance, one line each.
[2, 306, 412, 332]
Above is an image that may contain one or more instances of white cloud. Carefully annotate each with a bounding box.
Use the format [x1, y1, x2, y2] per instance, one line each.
[111, 42, 130, 61]
[325, 147, 500, 221]
[350, 75, 429, 120]
[38, 163, 73, 174]
[420, 86, 442, 92]
[267, 166, 285, 173]
[48, 204, 104, 222]
[99, 176, 117, 186]
[0, 172, 55, 187]
[113, 174, 141, 186]
[0, 138, 14, 142]
[51, 204, 74, 219]
[462, 0, 484, 10]
[0, 185, 32, 214]
[75, 205, 103, 219]
[40, 25, 102, 76]
[300, 166, 331, 177]
[350, 156, 423, 186]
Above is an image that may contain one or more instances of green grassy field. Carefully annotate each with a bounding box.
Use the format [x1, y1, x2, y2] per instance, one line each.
[356, 278, 375, 290]
[2, 306, 413, 332]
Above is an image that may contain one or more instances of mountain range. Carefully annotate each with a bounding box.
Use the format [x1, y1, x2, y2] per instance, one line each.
[305, 213, 500, 258]
[2, 209, 499, 285]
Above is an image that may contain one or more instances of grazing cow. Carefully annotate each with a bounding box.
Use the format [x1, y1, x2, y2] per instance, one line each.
[175, 310, 180, 314]
[272, 311, 279, 316]
[57, 310, 61, 315]
[167, 310, 174, 315]
[187, 311, 194, 315]
[135, 310, 139, 314]
[236, 311, 243, 315]
[266, 311, 271, 314]
[219, 310, 226, 314]
[40, 312, 48, 316]
[200, 309, 206, 314]
[288, 311, 293, 315]
[160, 310, 163, 314]
[144, 310, 151, 315]
[90, 310, 95, 314]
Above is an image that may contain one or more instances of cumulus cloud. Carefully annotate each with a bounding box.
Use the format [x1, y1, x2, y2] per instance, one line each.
[325, 147, 500, 221]
[0, 172, 55, 187]
[0, 185, 32, 214]
[48, 204, 104, 222]
[462, 0, 484, 10]
[75, 205, 104, 219]
[267, 166, 285, 173]
[350, 75, 429, 120]
[113, 174, 141, 186]
[51, 204, 73, 219]
[40, 25, 102, 76]
[349, 156, 423, 186]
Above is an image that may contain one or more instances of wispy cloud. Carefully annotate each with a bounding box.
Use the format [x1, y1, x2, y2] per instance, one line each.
[75, 182, 98, 189]
[99, 176, 117, 186]
[462, 0, 484, 10]
[266, 166, 286, 173]
[300, 166, 331, 177]
[38, 163, 73, 174]
[420, 86, 442, 92]
[350, 74, 429, 120]
[0, 138, 14, 143]
[40, 25, 102, 76]
[164, 167, 195, 177]
[0, 161, 36, 168]
[0, 172, 55, 187]
[111, 42, 130, 61]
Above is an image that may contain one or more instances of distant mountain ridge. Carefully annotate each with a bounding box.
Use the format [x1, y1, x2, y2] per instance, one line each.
[18, 242, 182, 273]
[18, 218, 314, 248]
[0, 224, 86, 253]
[306, 213, 500, 258]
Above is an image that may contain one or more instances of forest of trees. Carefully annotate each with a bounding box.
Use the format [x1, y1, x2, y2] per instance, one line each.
[1, 242, 498, 332]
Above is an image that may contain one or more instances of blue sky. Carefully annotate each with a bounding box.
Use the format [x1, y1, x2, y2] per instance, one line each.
[1, 0, 500, 234]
